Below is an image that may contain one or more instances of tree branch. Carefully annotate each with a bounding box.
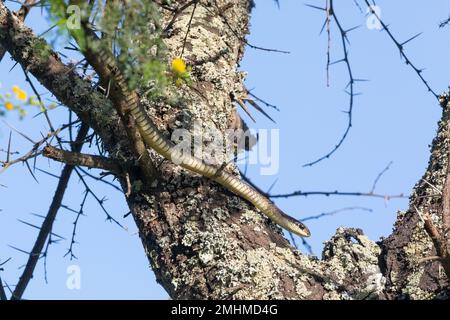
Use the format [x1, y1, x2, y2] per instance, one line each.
[42, 145, 121, 173]
[11, 123, 89, 300]
[0, 0, 36, 62]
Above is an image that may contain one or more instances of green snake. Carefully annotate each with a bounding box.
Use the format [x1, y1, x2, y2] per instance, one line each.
[81, 37, 311, 237]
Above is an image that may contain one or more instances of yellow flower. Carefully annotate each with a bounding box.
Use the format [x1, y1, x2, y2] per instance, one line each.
[12, 85, 20, 93]
[16, 89, 27, 101]
[171, 57, 186, 75]
[4, 101, 14, 110]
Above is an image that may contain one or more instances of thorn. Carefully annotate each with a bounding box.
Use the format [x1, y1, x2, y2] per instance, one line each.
[24, 160, 39, 184]
[305, 3, 326, 11]
[330, 58, 346, 65]
[345, 25, 361, 34]
[245, 98, 276, 124]
[1, 120, 36, 144]
[235, 98, 256, 123]
[6, 131, 12, 163]
[319, 17, 328, 35]
[266, 178, 279, 194]
[400, 32, 422, 46]
[8, 245, 31, 255]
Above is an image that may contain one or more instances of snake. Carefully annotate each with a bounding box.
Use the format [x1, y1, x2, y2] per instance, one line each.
[79, 34, 311, 237]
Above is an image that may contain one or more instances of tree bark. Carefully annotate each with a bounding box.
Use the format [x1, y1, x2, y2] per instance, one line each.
[0, 0, 449, 299]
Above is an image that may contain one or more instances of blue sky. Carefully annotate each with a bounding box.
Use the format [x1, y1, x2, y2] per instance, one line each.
[1, 0, 449, 299]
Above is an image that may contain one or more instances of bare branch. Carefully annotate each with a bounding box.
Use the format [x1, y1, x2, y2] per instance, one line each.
[42, 146, 121, 173]
[11, 123, 89, 300]
[303, 0, 359, 167]
[301, 207, 373, 222]
[76, 167, 122, 192]
[0, 121, 78, 173]
[63, 192, 88, 260]
[270, 189, 405, 200]
[363, 0, 438, 98]
[208, 0, 290, 54]
[370, 161, 393, 193]
[246, 90, 280, 111]
[240, 169, 405, 201]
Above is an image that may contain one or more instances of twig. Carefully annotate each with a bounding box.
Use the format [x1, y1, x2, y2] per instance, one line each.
[10, 123, 89, 300]
[421, 178, 442, 195]
[240, 169, 404, 201]
[304, 0, 361, 166]
[414, 205, 450, 280]
[301, 207, 372, 222]
[180, 0, 197, 57]
[370, 161, 393, 193]
[77, 167, 122, 192]
[247, 91, 280, 111]
[163, 0, 197, 37]
[63, 192, 88, 260]
[0, 257, 11, 267]
[363, 0, 438, 98]
[270, 190, 405, 200]
[209, 0, 290, 54]
[74, 168, 123, 227]
[1, 121, 78, 172]
[325, 0, 331, 86]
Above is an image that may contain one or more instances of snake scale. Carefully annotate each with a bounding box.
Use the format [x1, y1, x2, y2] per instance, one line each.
[83, 39, 311, 237]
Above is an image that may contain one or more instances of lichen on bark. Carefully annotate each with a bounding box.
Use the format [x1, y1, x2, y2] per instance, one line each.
[381, 95, 450, 299]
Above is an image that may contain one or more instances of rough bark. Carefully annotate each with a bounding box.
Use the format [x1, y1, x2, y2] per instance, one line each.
[380, 97, 450, 299]
[0, 0, 449, 299]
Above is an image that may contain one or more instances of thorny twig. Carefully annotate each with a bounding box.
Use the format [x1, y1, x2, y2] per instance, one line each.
[304, 0, 361, 167]
[77, 167, 122, 192]
[270, 189, 404, 200]
[247, 90, 280, 111]
[239, 169, 404, 201]
[63, 192, 88, 260]
[10, 123, 89, 300]
[363, 0, 438, 98]
[208, 0, 290, 54]
[0, 121, 79, 173]
[75, 168, 123, 227]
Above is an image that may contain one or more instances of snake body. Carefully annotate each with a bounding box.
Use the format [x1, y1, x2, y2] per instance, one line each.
[93, 47, 311, 237]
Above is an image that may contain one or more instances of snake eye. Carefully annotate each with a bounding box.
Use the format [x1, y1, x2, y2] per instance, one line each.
[296, 222, 311, 237]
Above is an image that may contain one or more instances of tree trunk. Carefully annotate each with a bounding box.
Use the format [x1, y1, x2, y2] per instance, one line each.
[0, 0, 448, 299]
